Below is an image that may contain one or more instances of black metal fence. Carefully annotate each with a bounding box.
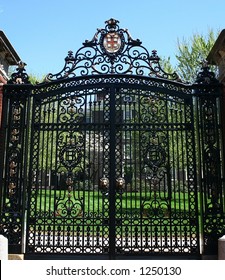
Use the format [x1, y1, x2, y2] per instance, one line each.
[0, 19, 225, 259]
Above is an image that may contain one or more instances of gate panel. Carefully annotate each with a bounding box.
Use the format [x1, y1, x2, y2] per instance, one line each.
[195, 69, 225, 255]
[0, 85, 31, 253]
[113, 86, 199, 255]
[25, 81, 200, 257]
[26, 86, 112, 255]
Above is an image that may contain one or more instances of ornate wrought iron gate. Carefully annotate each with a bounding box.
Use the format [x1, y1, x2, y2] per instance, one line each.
[1, 19, 225, 259]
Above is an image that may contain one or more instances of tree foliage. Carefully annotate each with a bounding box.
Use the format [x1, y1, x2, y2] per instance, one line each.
[174, 29, 219, 83]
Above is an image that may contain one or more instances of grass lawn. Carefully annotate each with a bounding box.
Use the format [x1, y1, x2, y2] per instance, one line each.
[26, 190, 202, 237]
[2, 187, 203, 237]
[32, 189, 195, 215]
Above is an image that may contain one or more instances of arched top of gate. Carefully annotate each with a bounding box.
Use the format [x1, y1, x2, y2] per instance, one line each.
[8, 19, 220, 88]
[44, 18, 180, 82]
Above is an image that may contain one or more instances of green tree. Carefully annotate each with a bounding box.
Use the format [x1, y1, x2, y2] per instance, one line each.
[160, 29, 219, 83]
[28, 73, 45, 84]
[175, 29, 219, 83]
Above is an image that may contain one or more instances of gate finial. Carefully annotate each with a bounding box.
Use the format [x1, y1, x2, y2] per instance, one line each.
[8, 61, 30, 84]
[105, 18, 119, 28]
[195, 60, 219, 85]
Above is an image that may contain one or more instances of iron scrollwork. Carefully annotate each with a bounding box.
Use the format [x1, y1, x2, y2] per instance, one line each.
[0, 92, 29, 252]
[46, 18, 179, 81]
[7, 107, 21, 197]
[195, 62, 224, 254]
[54, 175, 83, 218]
[8, 61, 30, 84]
[59, 133, 84, 170]
[195, 61, 219, 85]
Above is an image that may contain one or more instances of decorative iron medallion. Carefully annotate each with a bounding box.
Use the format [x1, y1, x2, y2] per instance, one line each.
[59, 141, 83, 169]
[103, 32, 122, 54]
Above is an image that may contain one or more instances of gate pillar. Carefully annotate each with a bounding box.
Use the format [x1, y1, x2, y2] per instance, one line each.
[207, 29, 225, 162]
[195, 63, 225, 255]
[0, 63, 31, 254]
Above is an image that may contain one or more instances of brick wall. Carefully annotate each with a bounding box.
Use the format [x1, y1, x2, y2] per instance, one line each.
[0, 78, 7, 164]
[0, 84, 3, 128]
[0, 76, 7, 126]
[0, 84, 4, 173]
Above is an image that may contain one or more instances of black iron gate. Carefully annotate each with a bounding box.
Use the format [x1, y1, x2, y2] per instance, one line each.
[26, 80, 199, 258]
[1, 19, 225, 259]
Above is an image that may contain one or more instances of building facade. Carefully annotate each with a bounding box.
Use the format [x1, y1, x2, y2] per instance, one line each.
[0, 30, 21, 161]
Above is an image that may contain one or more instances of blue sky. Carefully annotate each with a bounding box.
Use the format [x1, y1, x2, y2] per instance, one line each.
[0, 0, 224, 78]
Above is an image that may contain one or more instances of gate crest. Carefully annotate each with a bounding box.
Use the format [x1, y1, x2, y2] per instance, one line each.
[46, 18, 179, 81]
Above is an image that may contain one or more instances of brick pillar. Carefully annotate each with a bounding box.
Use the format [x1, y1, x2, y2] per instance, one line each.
[221, 85, 225, 143]
[0, 84, 3, 185]
[0, 78, 7, 167]
[0, 84, 3, 128]
[207, 30, 225, 258]
[0, 76, 7, 125]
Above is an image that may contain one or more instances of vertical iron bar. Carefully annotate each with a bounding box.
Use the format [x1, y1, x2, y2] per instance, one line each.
[22, 90, 32, 253]
[165, 95, 172, 252]
[109, 86, 116, 259]
[0, 91, 9, 213]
